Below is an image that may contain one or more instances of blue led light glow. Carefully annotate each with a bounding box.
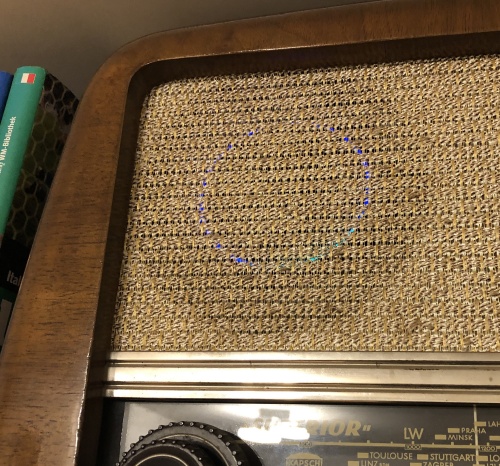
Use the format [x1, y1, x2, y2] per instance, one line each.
[197, 121, 372, 269]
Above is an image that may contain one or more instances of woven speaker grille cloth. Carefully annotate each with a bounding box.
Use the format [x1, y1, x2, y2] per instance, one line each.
[112, 55, 500, 352]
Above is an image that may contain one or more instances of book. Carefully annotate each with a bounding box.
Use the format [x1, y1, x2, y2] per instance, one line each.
[0, 71, 13, 123]
[0, 66, 78, 347]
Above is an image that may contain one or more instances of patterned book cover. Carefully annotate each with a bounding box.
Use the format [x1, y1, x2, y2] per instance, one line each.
[0, 70, 79, 347]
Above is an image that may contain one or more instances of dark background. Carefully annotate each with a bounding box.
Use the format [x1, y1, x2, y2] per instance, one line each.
[0, 0, 378, 98]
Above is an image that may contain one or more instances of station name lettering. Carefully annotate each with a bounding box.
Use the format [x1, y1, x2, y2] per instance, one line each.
[370, 452, 413, 460]
[429, 454, 475, 461]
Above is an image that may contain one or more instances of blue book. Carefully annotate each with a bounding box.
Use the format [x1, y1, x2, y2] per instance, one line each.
[0, 71, 13, 123]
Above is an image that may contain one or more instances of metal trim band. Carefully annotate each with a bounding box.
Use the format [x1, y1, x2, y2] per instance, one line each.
[105, 352, 500, 403]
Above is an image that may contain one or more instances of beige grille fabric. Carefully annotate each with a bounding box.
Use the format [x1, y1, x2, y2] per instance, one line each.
[112, 55, 499, 352]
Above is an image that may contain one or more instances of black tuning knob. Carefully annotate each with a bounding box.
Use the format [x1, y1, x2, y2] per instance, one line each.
[119, 440, 214, 465]
[118, 421, 262, 466]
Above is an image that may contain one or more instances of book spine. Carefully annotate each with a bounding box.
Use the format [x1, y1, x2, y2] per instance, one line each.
[0, 66, 46, 246]
[0, 71, 13, 123]
[0, 237, 28, 347]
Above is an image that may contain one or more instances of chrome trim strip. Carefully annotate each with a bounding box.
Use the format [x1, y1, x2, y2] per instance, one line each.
[108, 351, 500, 363]
[105, 352, 500, 403]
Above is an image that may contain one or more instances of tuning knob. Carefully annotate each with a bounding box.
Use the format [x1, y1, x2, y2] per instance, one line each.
[118, 421, 262, 466]
[118, 440, 214, 465]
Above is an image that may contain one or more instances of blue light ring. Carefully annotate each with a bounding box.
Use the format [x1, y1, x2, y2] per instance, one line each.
[197, 122, 371, 269]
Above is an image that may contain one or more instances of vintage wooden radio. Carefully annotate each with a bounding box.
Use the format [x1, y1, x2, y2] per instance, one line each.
[0, 1, 499, 464]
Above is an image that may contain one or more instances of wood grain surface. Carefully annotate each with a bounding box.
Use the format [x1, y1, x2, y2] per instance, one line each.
[0, 0, 499, 464]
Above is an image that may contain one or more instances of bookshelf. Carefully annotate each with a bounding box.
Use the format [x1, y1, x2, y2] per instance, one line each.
[0, 1, 499, 465]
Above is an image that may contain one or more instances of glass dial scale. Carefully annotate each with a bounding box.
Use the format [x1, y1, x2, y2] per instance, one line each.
[109, 402, 500, 466]
[98, 353, 500, 466]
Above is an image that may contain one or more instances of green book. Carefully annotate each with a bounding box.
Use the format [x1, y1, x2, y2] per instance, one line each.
[0, 66, 78, 348]
[0, 67, 46, 243]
